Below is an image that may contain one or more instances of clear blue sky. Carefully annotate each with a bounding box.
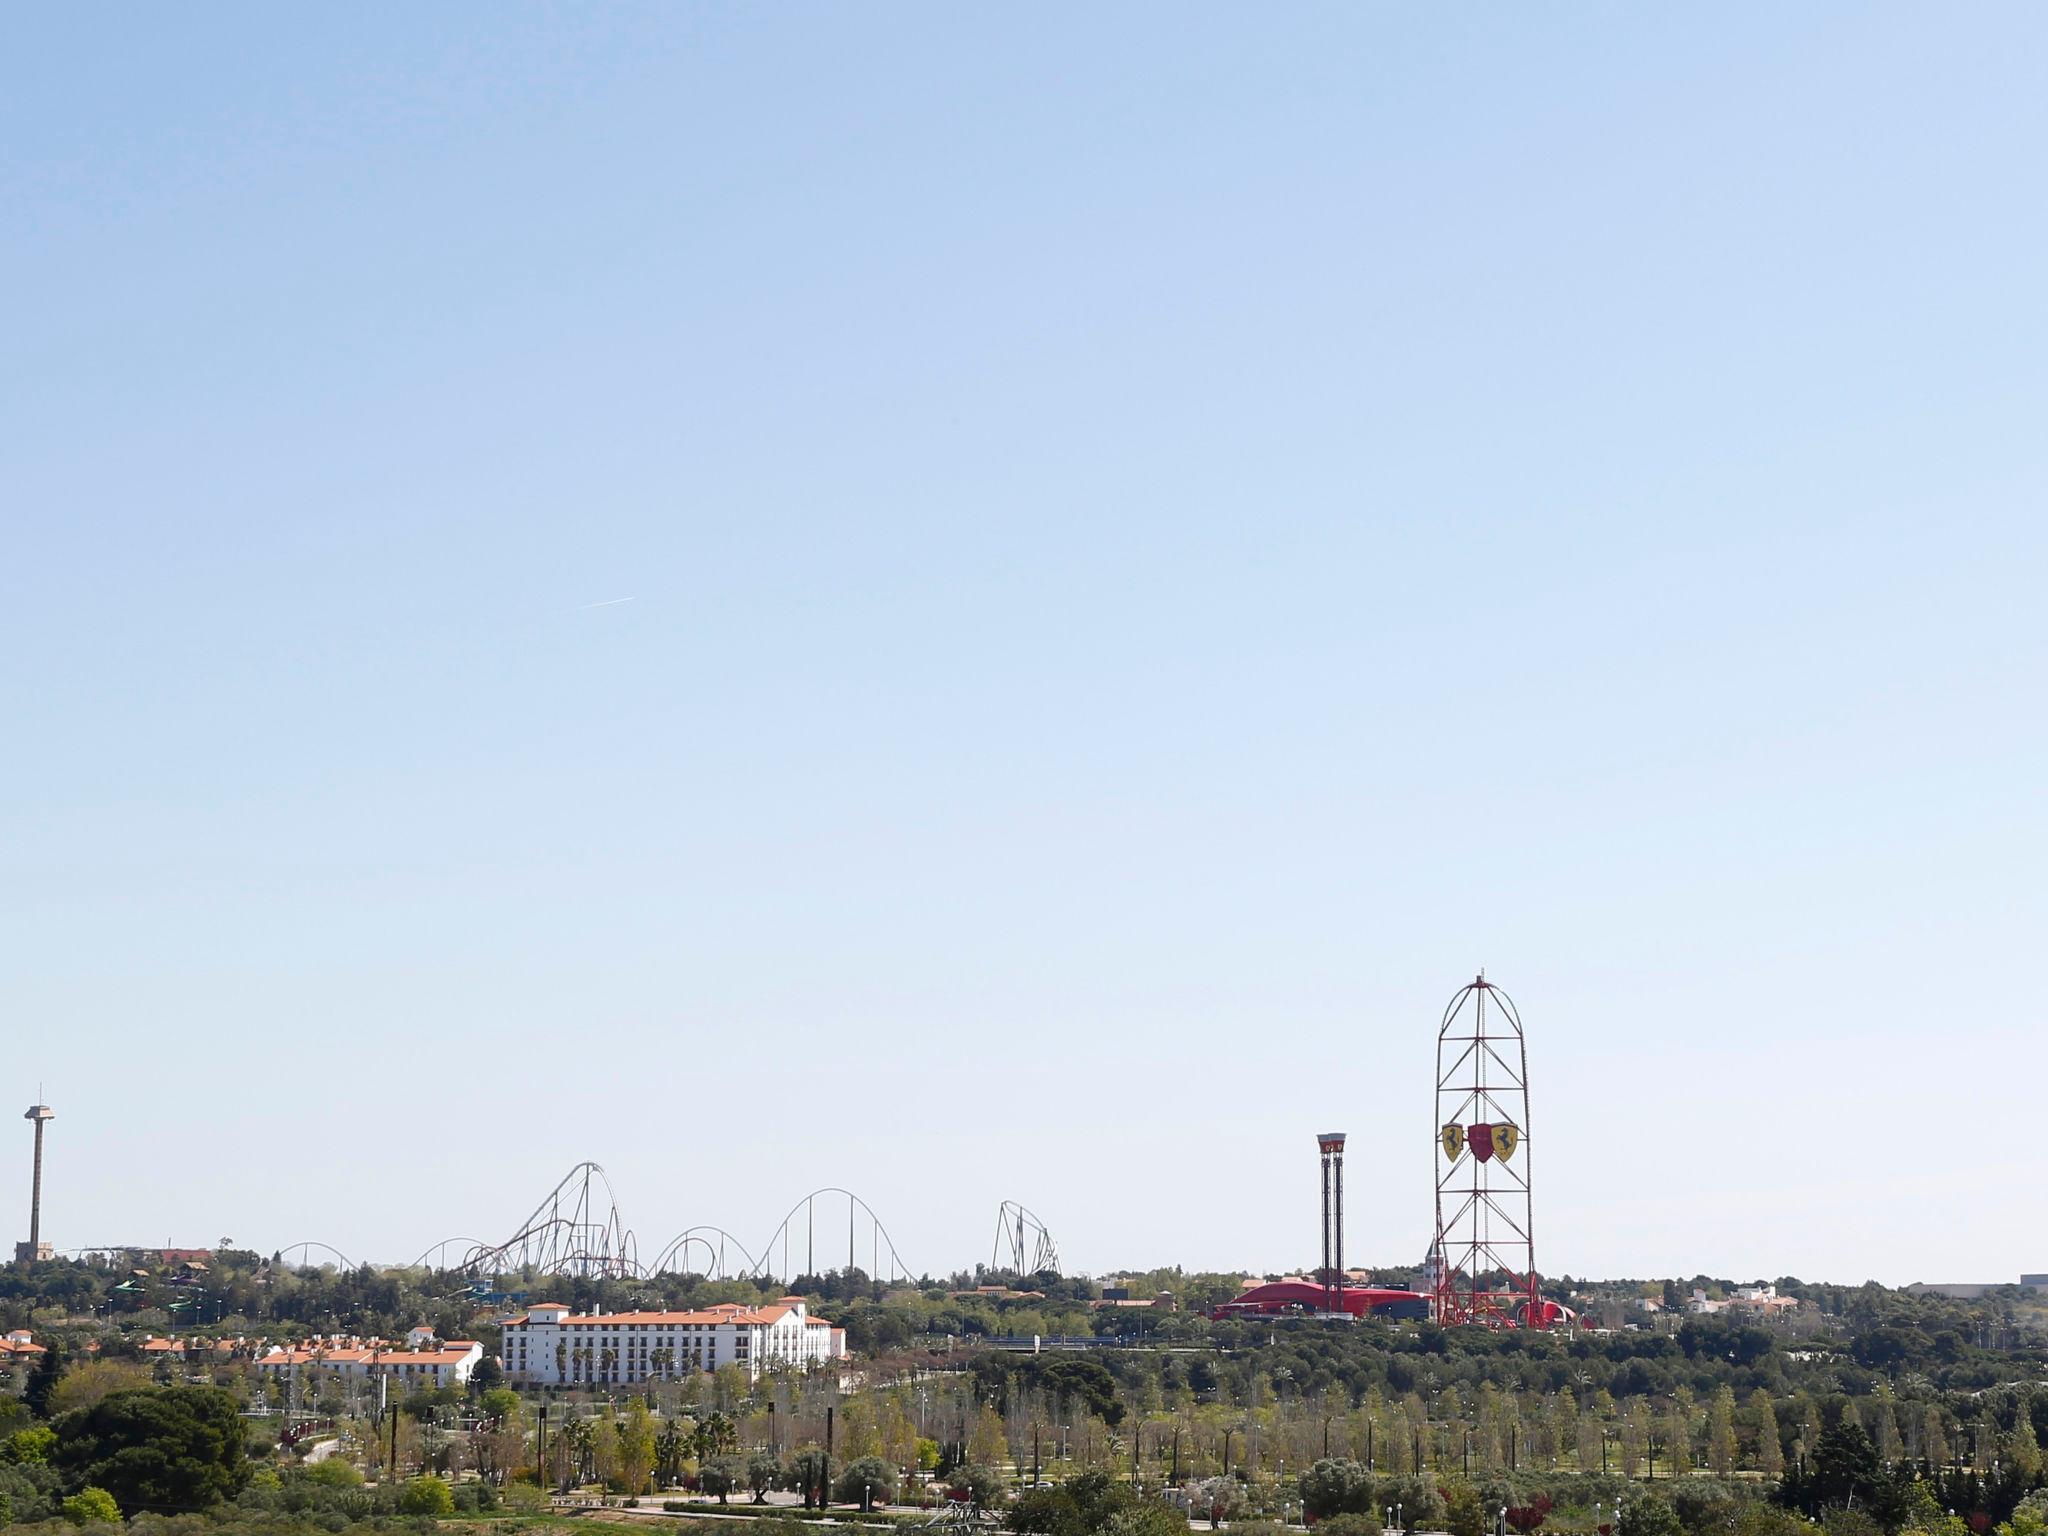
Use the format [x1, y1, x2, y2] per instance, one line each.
[4, 4, 2043, 1287]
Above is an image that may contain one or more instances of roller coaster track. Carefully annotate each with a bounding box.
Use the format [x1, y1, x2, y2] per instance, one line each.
[341, 1170, 1056, 1284]
[747, 1188, 911, 1285]
[992, 1200, 1059, 1275]
[455, 1162, 639, 1279]
[279, 1241, 358, 1270]
[643, 1226, 761, 1280]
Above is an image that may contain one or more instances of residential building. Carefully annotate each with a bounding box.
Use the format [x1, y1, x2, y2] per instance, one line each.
[0, 1330, 46, 1363]
[500, 1298, 844, 1386]
[1686, 1284, 1799, 1317]
[252, 1329, 483, 1389]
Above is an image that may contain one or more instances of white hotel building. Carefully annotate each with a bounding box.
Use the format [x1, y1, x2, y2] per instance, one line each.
[252, 1327, 484, 1388]
[500, 1299, 845, 1386]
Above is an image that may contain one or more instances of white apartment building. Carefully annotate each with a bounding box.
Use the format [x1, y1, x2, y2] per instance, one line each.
[253, 1327, 484, 1388]
[500, 1299, 845, 1386]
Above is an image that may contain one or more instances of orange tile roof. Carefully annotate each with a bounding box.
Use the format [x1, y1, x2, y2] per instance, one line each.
[505, 1305, 830, 1328]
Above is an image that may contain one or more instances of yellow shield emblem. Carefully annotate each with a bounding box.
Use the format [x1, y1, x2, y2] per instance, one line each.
[1440, 1123, 1465, 1161]
[1493, 1123, 1520, 1162]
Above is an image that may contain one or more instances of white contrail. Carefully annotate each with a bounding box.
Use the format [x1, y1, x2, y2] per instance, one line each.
[572, 596, 636, 611]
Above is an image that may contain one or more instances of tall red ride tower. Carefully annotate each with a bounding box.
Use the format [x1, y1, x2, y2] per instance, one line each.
[1430, 974, 1542, 1327]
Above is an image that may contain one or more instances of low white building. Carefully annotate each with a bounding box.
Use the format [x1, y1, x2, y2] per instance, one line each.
[253, 1328, 483, 1389]
[501, 1298, 845, 1386]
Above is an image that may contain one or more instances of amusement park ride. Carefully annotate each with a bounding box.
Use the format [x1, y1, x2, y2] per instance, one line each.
[1430, 972, 1560, 1329]
[264, 971, 1558, 1329]
[1223, 971, 1565, 1330]
[279, 1174, 1057, 1290]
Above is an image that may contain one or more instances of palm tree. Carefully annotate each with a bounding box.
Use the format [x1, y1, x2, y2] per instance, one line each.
[600, 1346, 618, 1385]
[657, 1419, 686, 1487]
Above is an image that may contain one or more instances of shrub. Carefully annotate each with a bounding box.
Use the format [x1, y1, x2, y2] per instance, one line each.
[503, 1484, 548, 1514]
[397, 1475, 454, 1517]
[5, 1429, 56, 1466]
[952, 1465, 1008, 1510]
[1319, 1515, 1385, 1536]
[1302, 1460, 1377, 1521]
[302, 1458, 361, 1488]
[1620, 1498, 1685, 1536]
[833, 1455, 898, 1508]
[62, 1489, 120, 1526]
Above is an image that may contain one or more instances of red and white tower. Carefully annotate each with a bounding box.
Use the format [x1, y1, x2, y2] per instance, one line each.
[1430, 975, 1542, 1326]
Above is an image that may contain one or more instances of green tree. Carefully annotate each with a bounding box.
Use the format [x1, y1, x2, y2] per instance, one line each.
[1008, 1469, 1182, 1536]
[970, 1404, 1010, 1468]
[1621, 1496, 1684, 1536]
[2008, 1413, 2042, 1482]
[702, 1453, 742, 1505]
[618, 1399, 656, 1496]
[23, 1347, 62, 1420]
[1301, 1459, 1377, 1520]
[1709, 1388, 1739, 1476]
[1751, 1393, 1785, 1479]
[52, 1386, 248, 1516]
[790, 1447, 830, 1509]
[399, 1474, 456, 1516]
[4, 1427, 56, 1465]
[835, 1455, 897, 1509]
[956, 1464, 1009, 1511]
[61, 1488, 119, 1526]
[1444, 1480, 1486, 1536]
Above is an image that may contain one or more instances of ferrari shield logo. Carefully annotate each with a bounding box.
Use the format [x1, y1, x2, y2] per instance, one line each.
[1467, 1122, 1495, 1162]
[1493, 1123, 1520, 1162]
[1440, 1123, 1465, 1161]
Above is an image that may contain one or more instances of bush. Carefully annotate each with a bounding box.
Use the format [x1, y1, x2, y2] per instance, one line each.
[1620, 1498, 1685, 1536]
[5, 1429, 56, 1466]
[503, 1484, 548, 1514]
[1010, 1470, 1184, 1536]
[62, 1489, 119, 1526]
[397, 1476, 454, 1517]
[952, 1465, 1008, 1510]
[1302, 1460, 1378, 1521]
[1319, 1516, 1385, 1536]
[834, 1455, 898, 1508]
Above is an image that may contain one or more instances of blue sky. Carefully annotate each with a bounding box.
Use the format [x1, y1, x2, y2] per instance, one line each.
[3, 4, 2044, 1286]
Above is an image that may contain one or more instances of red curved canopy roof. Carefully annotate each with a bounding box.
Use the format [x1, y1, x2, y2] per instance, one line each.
[1212, 1280, 1427, 1317]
